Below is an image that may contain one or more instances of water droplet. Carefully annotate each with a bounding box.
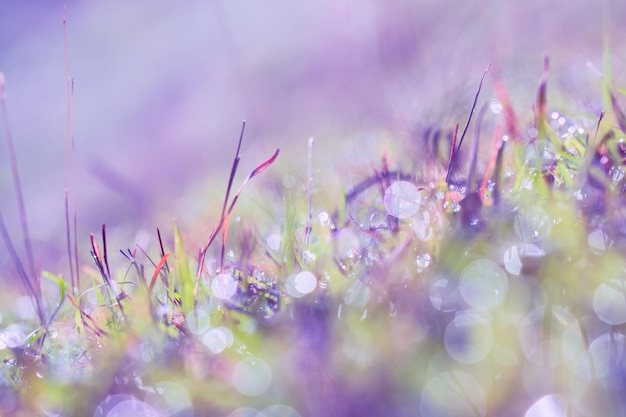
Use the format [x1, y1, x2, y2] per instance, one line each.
[212, 273, 238, 300]
[185, 308, 211, 335]
[593, 279, 626, 325]
[503, 246, 523, 275]
[383, 181, 420, 219]
[318, 211, 330, 227]
[444, 311, 494, 363]
[108, 400, 161, 417]
[203, 327, 234, 354]
[429, 275, 460, 312]
[93, 395, 161, 417]
[286, 271, 317, 298]
[231, 357, 272, 396]
[226, 408, 260, 417]
[416, 251, 432, 273]
[413, 209, 434, 242]
[420, 371, 487, 417]
[459, 259, 508, 309]
[0, 326, 25, 349]
[504, 244, 545, 275]
[525, 394, 567, 417]
[489, 99, 503, 114]
[571, 332, 626, 379]
[302, 250, 316, 263]
[261, 404, 301, 417]
[266, 234, 282, 251]
[588, 229, 612, 253]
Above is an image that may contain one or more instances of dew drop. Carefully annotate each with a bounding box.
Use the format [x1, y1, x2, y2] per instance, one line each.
[266, 234, 282, 251]
[504, 244, 545, 275]
[568, 329, 625, 379]
[503, 246, 522, 275]
[286, 272, 317, 298]
[203, 327, 234, 354]
[459, 259, 508, 310]
[185, 308, 211, 335]
[261, 404, 301, 417]
[413, 209, 434, 242]
[226, 408, 260, 417]
[593, 279, 626, 325]
[318, 211, 330, 227]
[302, 250, 316, 263]
[587, 229, 612, 253]
[489, 99, 503, 114]
[383, 181, 420, 219]
[232, 358, 272, 396]
[93, 395, 161, 417]
[444, 311, 494, 363]
[525, 394, 567, 417]
[429, 275, 460, 312]
[416, 251, 432, 273]
[294, 271, 317, 295]
[107, 400, 161, 417]
[1, 327, 24, 349]
[211, 273, 238, 300]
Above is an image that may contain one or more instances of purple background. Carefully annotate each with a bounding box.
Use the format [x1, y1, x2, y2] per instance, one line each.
[1, 0, 625, 273]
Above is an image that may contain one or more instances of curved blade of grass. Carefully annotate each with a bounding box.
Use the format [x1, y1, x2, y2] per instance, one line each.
[149, 252, 170, 295]
[174, 223, 194, 314]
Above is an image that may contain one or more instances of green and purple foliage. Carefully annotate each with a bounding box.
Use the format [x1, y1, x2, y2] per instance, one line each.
[2, 2, 626, 417]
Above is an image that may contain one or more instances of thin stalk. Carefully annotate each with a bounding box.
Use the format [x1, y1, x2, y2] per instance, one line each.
[0, 73, 37, 288]
[303, 137, 314, 252]
[446, 64, 491, 184]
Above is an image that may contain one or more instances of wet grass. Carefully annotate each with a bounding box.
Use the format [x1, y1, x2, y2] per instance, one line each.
[2, 59, 626, 416]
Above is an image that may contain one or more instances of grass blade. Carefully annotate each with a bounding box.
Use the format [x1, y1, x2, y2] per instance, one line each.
[149, 253, 170, 295]
[174, 223, 194, 313]
[303, 137, 315, 252]
[446, 64, 491, 184]
[0, 73, 38, 293]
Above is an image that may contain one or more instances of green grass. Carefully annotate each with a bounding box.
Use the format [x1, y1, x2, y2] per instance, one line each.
[2, 60, 626, 417]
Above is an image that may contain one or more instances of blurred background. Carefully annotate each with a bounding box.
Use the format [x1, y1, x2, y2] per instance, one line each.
[1, 0, 626, 273]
